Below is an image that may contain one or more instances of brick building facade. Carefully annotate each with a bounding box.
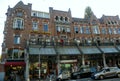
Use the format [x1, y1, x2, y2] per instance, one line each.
[1, 1, 120, 80]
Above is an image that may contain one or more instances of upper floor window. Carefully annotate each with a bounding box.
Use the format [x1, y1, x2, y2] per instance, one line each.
[65, 17, 68, 22]
[56, 26, 61, 32]
[32, 21, 38, 31]
[101, 28, 107, 34]
[80, 26, 84, 34]
[55, 16, 59, 21]
[108, 27, 113, 34]
[43, 24, 48, 32]
[113, 27, 117, 34]
[13, 18, 24, 29]
[85, 26, 90, 34]
[17, 12, 23, 17]
[118, 28, 120, 34]
[66, 28, 70, 32]
[74, 26, 79, 33]
[92, 26, 100, 34]
[14, 35, 20, 44]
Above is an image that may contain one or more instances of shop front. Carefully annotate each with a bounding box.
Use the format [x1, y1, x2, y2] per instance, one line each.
[4, 61, 26, 80]
[99, 46, 119, 67]
[29, 46, 56, 79]
[80, 46, 102, 67]
[56, 46, 81, 74]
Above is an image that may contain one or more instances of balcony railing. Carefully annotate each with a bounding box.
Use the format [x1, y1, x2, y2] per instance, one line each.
[28, 39, 117, 47]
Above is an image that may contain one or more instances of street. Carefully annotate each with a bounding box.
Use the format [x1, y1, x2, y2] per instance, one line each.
[67, 78, 120, 81]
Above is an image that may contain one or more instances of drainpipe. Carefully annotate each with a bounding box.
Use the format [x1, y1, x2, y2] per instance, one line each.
[39, 48, 41, 81]
[82, 54, 85, 66]
[57, 54, 60, 75]
[102, 53, 107, 68]
[25, 49, 30, 81]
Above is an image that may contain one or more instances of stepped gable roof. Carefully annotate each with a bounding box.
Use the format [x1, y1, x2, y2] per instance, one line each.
[14, 1, 24, 8]
[101, 15, 119, 21]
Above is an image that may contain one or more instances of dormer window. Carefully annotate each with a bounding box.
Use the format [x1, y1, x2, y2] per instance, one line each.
[108, 21, 111, 24]
[60, 16, 63, 21]
[65, 17, 68, 21]
[55, 16, 59, 21]
[33, 13, 37, 16]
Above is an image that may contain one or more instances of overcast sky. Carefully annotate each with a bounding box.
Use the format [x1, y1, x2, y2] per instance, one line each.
[0, 0, 120, 55]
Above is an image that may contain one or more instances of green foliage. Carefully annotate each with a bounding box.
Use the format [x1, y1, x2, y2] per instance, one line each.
[84, 6, 93, 19]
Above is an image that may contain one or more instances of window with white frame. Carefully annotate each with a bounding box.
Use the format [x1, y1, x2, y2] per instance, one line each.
[61, 27, 66, 32]
[108, 27, 113, 34]
[101, 27, 107, 34]
[80, 26, 84, 34]
[32, 21, 38, 31]
[43, 24, 48, 32]
[13, 49, 19, 58]
[13, 18, 24, 29]
[56, 26, 61, 32]
[118, 28, 120, 34]
[74, 26, 79, 33]
[14, 35, 20, 44]
[85, 26, 90, 34]
[92, 26, 100, 34]
[113, 27, 117, 34]
[66, 27, 70, 32]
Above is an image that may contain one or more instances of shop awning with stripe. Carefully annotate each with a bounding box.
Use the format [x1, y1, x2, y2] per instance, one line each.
[100, 46, 119, 54]
[80, 46, 102, 54]
[4, 62, 26, 66]
[29, 47, 56, 55]
[56, 46, 81, 55]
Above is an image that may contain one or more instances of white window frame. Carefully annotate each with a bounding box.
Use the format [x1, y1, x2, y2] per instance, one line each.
[32, 21, 38, 31]
[92, 26, 100, 34]
[13, 18, 24, 29]
[14, 35, 20, 44]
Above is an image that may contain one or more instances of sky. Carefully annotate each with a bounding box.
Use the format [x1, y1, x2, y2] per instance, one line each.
[0, 0, 120, 55]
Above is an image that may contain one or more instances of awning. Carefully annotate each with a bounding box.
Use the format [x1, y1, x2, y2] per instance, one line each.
[80, 46, 101, 54]
[56, 46, 81, 55]
[60, 59, 77, 63]
[4, 62, 26, 66]
[116, 46, 120, 51]
[100, 46, 119, 54]
[29, 47, 56, 55]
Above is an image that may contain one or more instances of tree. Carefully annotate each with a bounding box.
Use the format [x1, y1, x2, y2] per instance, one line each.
[84, 6, 93, 19]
